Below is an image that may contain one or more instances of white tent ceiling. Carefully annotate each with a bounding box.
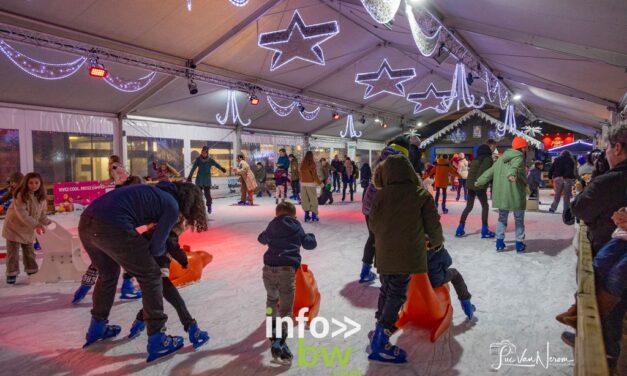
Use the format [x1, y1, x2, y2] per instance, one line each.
[0, 0, 625, 141]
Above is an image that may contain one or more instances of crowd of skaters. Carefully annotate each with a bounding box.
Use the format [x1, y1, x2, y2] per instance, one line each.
[0, 125, 625, 370]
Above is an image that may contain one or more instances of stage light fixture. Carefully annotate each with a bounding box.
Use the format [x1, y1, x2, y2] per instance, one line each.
[359, 115, 366, 124]
[512, 94, 522, 101]
[188, 78, 198, 95]
[249, 94, 259, 105]
[383, 122, 388, 128]
[332, 111, 340, 120]
[298, 102, 306, 113]
[88, 65, 107, 78]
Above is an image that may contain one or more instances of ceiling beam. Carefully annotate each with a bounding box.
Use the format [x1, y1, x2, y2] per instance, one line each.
[191, 0, 282, 65]
[499, 71, 618, 108]
[444, 16, 627, 68]
[119, 0, 282, 116]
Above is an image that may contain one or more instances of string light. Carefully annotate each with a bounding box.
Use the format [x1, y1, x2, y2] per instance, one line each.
[355, 59, 416, 99]
[440, 62, 486, 112]
[448, 128, 467, 144]
[216, 89, 251, 126]
[0, 40, 86, 80]
[186, 0, 192, 11]
[340, 114, 362, 138]
[522, 125, 543, 138]
[266, 96, 320, 120]
[258, 10, 339, 71]
[405, 2, 442, 56]
[360, 0, 401, 23]
[103, 71, 156, 93]
[406, 82, 451, 114]
[229, 0, 249, 6]
[497, 103, 517, 138]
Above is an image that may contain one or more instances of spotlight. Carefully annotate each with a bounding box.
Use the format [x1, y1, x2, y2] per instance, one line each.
[89, 65, 107, 78]
[417, 121, 424, 127]
[382, 122, 388, 128]
[359, 115, 366, 124]
[332, 112, 340, 120]
[466, 72, 480, 86]
[187, 79, 198, 95]
[512, 94, 522, 101]
[298, 102, 305, 112]
[249, 94, 259, 105]
[374, 117, 381, 123]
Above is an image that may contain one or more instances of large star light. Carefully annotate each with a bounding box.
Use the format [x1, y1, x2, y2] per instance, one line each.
[258, 10, 339, 71]
[355, 59, 416, 99]
[407, 83, 451, 114]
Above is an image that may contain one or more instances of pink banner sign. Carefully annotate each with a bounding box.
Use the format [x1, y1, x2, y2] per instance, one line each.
[53, 181, 114, 212]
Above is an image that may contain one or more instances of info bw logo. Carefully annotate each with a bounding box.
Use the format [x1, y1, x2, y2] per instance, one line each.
[266, 307, 361, 370]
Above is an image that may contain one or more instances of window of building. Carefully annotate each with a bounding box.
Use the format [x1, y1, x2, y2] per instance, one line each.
[356, 149, 370, 164]
[0, 129, 19, 184]
[242, 143, 275, 171]
[190, 141, 232, 178]
[312, 147, 330, 162]
[32, 131, 112, 183]
[127, 136, 184, 179]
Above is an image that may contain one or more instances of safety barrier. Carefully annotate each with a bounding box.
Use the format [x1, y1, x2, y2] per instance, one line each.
[575, 224, 608, 376]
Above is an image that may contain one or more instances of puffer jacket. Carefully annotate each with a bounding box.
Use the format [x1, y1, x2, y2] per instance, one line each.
[369, 155, 444, 274]
[476, 148, 527, 211]
[259, 215, 317, 268]
[2, 192, 51, 244]
[428, 158, 459, 188]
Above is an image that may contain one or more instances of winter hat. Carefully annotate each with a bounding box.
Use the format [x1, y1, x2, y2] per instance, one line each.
[387, 135, 410, 156]
[512, 136, 529, 150]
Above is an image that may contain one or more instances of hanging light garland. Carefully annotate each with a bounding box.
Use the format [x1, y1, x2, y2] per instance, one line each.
[0, 39, 156, 93]
[360, 0, 401, 24]
[229, 0, 249, 6]
[405, 2, 442, 57]
[340, 114, 362, 138]
[267, 96, 320, 121]
[484, 71, 509, 110]
[216, 90, 251, 126]
[0, 40, 86, 80]
[497, 103, 517, 138]
[440, 62, 486, 112]
[103, 71, 156, 93]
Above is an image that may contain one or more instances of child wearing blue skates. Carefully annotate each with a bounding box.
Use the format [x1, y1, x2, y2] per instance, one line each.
[258, 201, 317, 364]
[79, 181, 208, 362]
[427, 243, 475, 319]
[127, 217, 209, 350]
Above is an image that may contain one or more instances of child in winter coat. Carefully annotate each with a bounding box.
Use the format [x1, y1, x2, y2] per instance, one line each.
[317, 183, 334, 205]
[2, 172, 50, 284]
[368, 154, 443, 364]
[527, 161, 544, 199]
[254, 162, 272, 198]
[152, 160, 180, 182]
[299, 151, 323, 222]
[288, 155, 301, 201]
[126, 217, 209, 349]
[427, 245, 475, 320]
[274, 169, 289, 204]
[259, 202, 317, 364]
[427, 155, 460, 214]
[456, 153, 469, 201]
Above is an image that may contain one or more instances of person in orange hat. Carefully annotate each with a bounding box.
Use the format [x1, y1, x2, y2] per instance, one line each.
[476, 136, 529, 252]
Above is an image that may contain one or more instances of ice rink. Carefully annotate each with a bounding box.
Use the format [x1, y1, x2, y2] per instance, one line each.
[0, 189, 577, 375]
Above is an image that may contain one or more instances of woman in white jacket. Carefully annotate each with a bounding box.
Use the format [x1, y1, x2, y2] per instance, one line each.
[456, 153, 469, 201]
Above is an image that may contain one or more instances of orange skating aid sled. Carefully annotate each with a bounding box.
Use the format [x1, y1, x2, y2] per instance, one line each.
[292, 264, 321, 323]
[169, 245, 213, 287]
[396, 273, 453, 342]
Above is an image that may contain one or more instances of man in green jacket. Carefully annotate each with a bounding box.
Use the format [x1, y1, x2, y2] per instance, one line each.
[476, 137, 529, 252]
[368, 154, 444, 364]
[187, 146, 227, 214]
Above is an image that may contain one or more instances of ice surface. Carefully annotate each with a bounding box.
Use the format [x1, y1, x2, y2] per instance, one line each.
[0, 190, 577, 375]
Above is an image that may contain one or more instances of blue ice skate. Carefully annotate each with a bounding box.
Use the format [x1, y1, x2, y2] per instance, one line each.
[359, 263, 377, 284]
[455, 224, 465, 237]
[368, 324, 407, 364]
[83, 318, 121, 347]
[187, 321, 209, 349]
[72, 284, 92, 304]
[120, 277, 142, 300]
[146, 331, 184, 362]
[128, 319, 146, 339]
[460, 299, 476, 320]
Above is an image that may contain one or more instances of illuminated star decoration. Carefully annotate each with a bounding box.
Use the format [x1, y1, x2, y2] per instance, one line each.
[258, 10, 339, 71]
[522, 125, 543, 138]
[406, 83, 451, 114]
[355, 59, 416, 99]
